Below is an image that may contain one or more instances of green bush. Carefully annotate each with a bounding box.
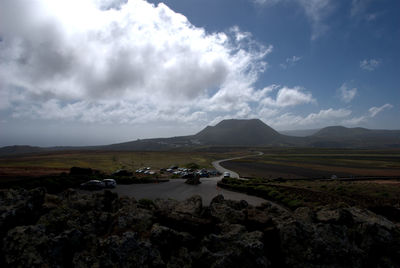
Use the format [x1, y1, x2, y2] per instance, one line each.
[286, 199, 303, 209]
[138, 198, 155, 209]
[185, 162, 200, 169]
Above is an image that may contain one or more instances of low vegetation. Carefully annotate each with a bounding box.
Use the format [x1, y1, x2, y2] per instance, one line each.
[0, 150, 246, 183]
[218, 177, 400, 222]
[221, 147, 400, 178]
[218, 178, 305, 210]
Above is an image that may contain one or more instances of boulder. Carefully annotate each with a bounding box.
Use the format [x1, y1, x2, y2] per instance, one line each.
[0, 188, 46, 236]
[210, 195, 247, 223]
[198, 223, 270, 267]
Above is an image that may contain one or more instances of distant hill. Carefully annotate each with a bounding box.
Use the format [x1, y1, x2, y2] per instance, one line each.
[0, 145, 47, 156]
[193, 119, 282, 146]
[1, 120, 400, 156]
[312, 126, 371, 138]
[279, 128, 320, 137]
[307, 126, 400, 148]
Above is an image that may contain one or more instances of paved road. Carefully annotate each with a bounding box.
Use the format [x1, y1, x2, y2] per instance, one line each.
[212, 151, 263, 179]
[102, 151, 266, 206]
[111, 177, 265, 206]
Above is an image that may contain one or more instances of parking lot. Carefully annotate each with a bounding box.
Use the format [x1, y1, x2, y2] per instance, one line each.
[109, 176, 265, 206]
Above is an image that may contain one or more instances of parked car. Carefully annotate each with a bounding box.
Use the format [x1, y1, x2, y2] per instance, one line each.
[223, 172, 231, 178]
[198, 172, 209, 178]
[80, 180, 105, 190]
[181, 172, 194, 178]
[208, 170, 218, 176]
[103, 179, 117, 188]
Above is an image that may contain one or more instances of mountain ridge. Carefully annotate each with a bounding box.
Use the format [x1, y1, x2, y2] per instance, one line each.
[1, 119, 400, 156]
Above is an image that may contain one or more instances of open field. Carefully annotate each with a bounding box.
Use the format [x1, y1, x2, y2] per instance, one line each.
[0, 150, 247, 178]
[221, 147, 400, 179]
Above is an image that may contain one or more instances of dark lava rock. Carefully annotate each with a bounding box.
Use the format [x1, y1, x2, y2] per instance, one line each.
[112, 169, 133, 176]
[69, 166, 93, 176]
[1, 188, 400, 268]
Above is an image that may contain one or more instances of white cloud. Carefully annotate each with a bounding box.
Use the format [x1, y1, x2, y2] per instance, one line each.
[351, 0, 380, 21]
[266, 108, 352, 129]
[360, 59, 380, 71]
[272, 86, 315, 107]
[342, 103, 394, 126]
[280, 55, 302, 69]
[0, 0, 275, 125]
[297, 0, 333, 40]
[369, 103, 393, 117]
[342, 116, 367, 126]
[338, 83, 357, 103]
[253, 0, 281, 6]
[254, 0, 334, 40]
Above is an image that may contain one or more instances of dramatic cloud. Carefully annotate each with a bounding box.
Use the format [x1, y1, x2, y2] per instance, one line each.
[338, 83, 357, 103]
[360, 59, 380, 71]
[0, 0, 273, 125]
[280, 55, 302, 69]
[369, 103, 393, 117]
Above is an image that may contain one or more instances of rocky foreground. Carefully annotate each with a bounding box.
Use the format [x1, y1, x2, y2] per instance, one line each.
[1, 188, 400, 267]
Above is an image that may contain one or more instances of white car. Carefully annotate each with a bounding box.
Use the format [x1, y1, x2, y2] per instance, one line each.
[223, 172, 231, 178]
[80, 180, 105, 190]
[103, 179, 117, 188]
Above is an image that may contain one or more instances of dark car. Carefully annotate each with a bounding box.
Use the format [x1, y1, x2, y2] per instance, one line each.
[80, 180, 105, 190]
[181, 172, 195, 178]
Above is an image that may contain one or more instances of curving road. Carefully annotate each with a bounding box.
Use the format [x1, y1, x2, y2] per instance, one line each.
[212, 151, 263, 179]
[105, 151, 265, 206]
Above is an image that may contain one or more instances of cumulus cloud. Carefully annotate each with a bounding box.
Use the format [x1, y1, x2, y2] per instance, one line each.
[338, 83, 357, 103]
[261, 86, 316, 107]
[0, 0, 274, 125]
[369, 103, 393, 117]
[266, 108, 352, 129]
[360, 59, 380, 71]
[280, 55, 302, 69]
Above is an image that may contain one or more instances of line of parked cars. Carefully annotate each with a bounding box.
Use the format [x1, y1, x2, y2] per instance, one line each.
[80, 179, 117, 190]
[164, 166, 219, 178]
[135, 167, 156, 175]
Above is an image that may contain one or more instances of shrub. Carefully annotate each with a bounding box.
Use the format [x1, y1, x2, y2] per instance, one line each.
[185, 162, 200, 169]
[138, 198, 155, 209]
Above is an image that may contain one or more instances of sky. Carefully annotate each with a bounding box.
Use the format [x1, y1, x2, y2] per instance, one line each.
[0, 0, 399, 146]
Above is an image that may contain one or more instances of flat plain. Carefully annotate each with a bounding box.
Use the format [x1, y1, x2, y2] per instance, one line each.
[221, 147, 400, 179]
